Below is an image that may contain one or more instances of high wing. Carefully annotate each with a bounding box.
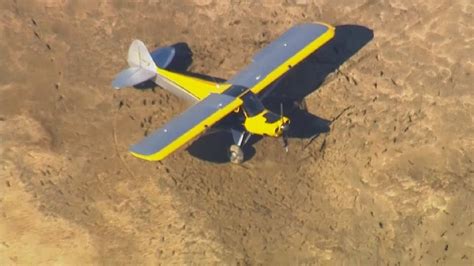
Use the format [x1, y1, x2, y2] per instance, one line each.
[227, 23, 335, 96]
[130, 93, 242, 161]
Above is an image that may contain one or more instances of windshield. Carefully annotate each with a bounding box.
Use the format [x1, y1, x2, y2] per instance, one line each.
[242, 92, 265, 117]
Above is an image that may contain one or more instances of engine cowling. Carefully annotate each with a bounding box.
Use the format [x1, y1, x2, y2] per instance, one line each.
[243, 109, 290, 137]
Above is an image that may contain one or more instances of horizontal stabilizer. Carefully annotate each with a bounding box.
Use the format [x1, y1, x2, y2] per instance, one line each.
[112, 67, 156, 89]
[150, 46, 176, 69]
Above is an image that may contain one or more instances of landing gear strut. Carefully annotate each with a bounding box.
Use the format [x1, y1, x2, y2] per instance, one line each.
[228, 144, 244, 164]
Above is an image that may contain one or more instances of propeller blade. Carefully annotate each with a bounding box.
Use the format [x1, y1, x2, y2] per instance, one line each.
[283, 134, 289, 152]
[280, 102, 284, 123]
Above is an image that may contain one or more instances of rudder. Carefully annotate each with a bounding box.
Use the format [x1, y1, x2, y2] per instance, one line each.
[112, 40, 157, 89]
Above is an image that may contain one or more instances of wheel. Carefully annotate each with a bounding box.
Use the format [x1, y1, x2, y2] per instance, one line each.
[228, 144, 244, 164]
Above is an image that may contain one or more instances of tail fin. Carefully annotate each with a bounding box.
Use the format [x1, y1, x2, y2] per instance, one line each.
[112, 40, 157, 89]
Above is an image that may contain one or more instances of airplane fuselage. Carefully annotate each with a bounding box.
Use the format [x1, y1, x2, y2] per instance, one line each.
[156, 67, 290, 138]
[113, 22, 336, 162]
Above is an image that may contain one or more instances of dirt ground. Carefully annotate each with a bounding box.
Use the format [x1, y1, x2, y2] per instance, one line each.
[0, 0, 473, 265]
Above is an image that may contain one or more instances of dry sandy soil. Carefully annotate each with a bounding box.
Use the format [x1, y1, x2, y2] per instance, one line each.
[1, 0, 473, 265]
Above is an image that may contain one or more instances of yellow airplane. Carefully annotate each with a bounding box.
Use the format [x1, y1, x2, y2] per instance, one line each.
[112, 22, 335, 163]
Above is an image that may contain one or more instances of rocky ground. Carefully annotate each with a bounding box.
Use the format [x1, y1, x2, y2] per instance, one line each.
[0, 0, 473, 265]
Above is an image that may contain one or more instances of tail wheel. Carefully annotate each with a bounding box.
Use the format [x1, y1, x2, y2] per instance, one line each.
[228, 145, 244, 164]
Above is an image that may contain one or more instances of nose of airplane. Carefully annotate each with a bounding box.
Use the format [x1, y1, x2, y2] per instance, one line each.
[275, 119, 290, 136]
[280, 121, 290, 133]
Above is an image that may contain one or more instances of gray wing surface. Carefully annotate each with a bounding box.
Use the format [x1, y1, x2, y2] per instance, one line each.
[227, 23, 329, 88]
[130, 93, 237, 157]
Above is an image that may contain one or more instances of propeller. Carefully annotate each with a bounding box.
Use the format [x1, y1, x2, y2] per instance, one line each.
[280, 103, 289, 152]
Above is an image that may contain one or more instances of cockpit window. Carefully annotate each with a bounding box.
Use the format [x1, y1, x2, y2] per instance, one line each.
[242, 92, 265, 117]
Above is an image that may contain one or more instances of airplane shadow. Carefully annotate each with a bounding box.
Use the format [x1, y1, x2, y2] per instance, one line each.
[144, 25, 373, 163]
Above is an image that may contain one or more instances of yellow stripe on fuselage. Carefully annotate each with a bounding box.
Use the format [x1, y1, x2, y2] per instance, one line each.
[250, 24, 335, 95]
[156, 68, 230, 100]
